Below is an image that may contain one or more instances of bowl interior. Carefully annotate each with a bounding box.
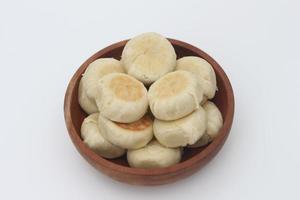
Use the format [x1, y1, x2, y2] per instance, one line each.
[68, 40, 231, 167]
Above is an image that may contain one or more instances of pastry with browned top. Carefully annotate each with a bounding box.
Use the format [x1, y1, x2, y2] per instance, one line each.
[98, 114, 153, 149]
[96, 73, 148, 123]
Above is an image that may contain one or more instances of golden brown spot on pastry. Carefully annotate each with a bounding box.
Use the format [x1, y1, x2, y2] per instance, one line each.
[116, 114, 152, 131]
[155, 72, 188, 98]
[109, 75, 143, 101]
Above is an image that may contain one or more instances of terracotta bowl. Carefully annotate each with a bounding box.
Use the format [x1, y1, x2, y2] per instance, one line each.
[64, 39, 234, 185]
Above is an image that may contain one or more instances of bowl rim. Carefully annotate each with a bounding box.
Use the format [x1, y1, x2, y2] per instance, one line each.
[64, 38, 234, 176]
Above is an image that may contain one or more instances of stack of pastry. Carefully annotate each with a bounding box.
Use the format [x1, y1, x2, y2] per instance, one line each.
[79, 33, 223, 168]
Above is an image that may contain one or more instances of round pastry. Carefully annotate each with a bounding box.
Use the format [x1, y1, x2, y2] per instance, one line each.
[98, 113, 153, 149]
[81, 58, 124, 100]
[148, 71, 203, 121]
[127, 140, 181, 168]
[81, 113, 125, 159]
[153, 106, 207, 148]
[96, 73, 148, 123]
[78, 79, 98, 114]
[189, 101, 223, 148]
[121, 32, 176, 84]
[176, 56, 217, 99]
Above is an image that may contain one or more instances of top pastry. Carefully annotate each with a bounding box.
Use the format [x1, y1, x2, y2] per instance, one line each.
[121, 32, 176, 85]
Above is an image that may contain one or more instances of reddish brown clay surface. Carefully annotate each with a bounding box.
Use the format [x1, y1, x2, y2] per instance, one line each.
[64, 39, 235, 185]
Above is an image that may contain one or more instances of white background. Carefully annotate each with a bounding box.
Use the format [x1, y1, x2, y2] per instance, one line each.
[1, 0, 300, 199]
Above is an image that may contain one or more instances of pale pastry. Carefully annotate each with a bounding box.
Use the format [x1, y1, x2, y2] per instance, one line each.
[121, 32, 176, 84]
[78, 80, 98, 114]
[148, 71, 203, 121]
[81, 113, 125, 158]
[189, 101, 223, 148]
[176, 56, 217, 99]
[81, 58, 124, 100]
[127, 140, 181, 168]
[154, 107, 207, 148]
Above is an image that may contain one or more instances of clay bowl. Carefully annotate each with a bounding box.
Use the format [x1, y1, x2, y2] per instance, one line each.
[64, 39, 234, 185]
